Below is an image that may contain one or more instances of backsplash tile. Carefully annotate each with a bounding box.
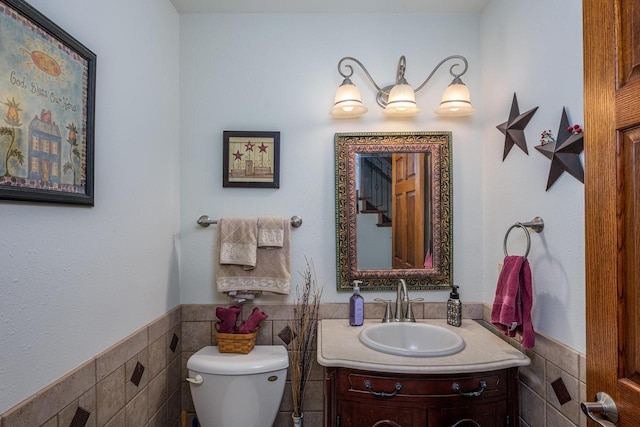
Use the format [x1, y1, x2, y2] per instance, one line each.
[551, 377, 572, 405]
[170, 333, 179, 353]
[68, 406, 91, 427]
[181, 321, 212, 351]
[96, 329, 147, 382]
[129, 361, 145, 388]
[96, 365, 125, 426]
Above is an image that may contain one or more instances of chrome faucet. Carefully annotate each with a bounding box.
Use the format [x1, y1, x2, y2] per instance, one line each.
[394, 279, 412, 322]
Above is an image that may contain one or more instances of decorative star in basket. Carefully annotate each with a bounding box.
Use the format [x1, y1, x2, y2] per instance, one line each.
[535, 107, 584, 191]
[496, 93, 539, 160]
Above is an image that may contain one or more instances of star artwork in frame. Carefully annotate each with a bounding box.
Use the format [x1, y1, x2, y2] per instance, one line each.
[222, 130, 280, 188]
[496, 93, 539, 161]
[535, 107, 584, 191]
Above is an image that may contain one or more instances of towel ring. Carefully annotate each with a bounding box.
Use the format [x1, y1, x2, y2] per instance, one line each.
[503, 216, 544, 259]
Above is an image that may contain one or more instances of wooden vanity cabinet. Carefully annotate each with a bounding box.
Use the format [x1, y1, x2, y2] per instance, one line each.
[324, 367, 520, 427]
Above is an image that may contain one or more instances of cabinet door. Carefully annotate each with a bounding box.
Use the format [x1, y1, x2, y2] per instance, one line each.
[437, 400, 508, 427]
[337, 399, 427, 427]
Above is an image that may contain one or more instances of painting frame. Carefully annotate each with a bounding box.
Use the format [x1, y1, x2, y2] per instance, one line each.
[0, 0, 96, 206]
[222, 130, 280, 188]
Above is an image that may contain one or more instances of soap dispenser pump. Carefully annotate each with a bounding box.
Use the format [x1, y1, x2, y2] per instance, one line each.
[349, 280, 364, 326]
[447, 285, 462, 327]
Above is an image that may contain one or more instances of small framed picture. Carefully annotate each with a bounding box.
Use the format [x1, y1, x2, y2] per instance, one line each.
[222, 131, 280, 188]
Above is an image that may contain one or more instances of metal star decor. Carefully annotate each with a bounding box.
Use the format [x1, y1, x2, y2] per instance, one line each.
[534, 107, 584, 191]
[496, 93, 539, 160]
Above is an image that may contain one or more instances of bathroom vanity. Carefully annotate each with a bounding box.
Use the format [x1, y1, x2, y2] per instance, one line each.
[317, 319, 530, 427]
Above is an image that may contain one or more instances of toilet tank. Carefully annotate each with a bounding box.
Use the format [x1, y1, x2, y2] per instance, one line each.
[187, 345, 289, 427]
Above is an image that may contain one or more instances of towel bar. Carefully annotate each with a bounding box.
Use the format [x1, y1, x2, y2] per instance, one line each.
[503, 216, 544, 259]
[197, 215, 303, 228]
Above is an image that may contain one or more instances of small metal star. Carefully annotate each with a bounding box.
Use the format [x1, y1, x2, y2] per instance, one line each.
[496, 93, 539, 160]
[534, 107, 584, 191]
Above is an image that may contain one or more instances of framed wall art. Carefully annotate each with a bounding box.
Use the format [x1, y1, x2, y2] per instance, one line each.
[0, 0, 96, 205]
[222, 130, 280, 188]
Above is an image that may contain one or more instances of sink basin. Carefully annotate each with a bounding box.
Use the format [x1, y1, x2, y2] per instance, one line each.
[358, 322, 465, 357]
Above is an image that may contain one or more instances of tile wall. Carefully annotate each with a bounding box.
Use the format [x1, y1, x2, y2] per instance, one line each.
[0, 302, 586, 427]
[480, 305, 587, 427]
[0, 307, 182, 427]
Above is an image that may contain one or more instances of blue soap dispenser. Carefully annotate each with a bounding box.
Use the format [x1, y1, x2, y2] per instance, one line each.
[349, 280, 364, 326]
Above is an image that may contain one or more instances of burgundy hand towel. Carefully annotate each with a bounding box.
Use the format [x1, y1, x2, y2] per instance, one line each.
[491, 255, 535, 349]
[216, 305, 241, 333]
[238, 306, 268, 334]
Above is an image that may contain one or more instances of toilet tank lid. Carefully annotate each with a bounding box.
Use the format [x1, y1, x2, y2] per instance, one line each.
[187, 345, 289, 375]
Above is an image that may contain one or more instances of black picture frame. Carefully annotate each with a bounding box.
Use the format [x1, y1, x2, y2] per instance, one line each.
[0, 0, 96, 205]
[222, 130, 280, 188]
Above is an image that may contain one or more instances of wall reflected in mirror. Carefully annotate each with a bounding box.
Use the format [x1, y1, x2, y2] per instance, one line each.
[335, 132, 452, 291]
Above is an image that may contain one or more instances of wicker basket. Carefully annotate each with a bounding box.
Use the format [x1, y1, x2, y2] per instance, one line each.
[215, 324, 258, 354]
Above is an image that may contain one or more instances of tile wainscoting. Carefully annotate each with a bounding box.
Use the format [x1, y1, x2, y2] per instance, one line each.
[1, 302, 585, 427]
[480, 305, 588, 427]
[0, 307, 182, 427]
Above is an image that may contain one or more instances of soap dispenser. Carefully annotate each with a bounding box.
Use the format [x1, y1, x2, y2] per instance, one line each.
[349, 280, 364, 326]
[447, 285, 462, 327]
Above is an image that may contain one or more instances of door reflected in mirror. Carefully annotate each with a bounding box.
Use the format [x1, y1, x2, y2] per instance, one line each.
[336, 132, 452, 291]
[355, 152, 433, 271]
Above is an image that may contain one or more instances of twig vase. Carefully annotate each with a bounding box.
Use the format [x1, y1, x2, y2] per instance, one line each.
[292, 413, 303, 427]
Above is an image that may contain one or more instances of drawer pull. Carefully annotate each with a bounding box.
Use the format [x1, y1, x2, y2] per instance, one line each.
[452, 380, 487, 397]
[363, 380, 402, 397]
[451, 419, 481, 427]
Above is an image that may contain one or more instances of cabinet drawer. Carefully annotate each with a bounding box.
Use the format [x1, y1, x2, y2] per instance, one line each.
[337, 369, 507, 399]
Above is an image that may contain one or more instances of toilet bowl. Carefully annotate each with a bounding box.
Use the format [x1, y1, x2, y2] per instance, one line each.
[186, 345, 289, 427]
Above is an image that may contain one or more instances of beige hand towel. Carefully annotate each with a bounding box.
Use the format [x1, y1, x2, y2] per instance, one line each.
[218, 217, 258, 269]
[216, 218, 291, 295]
[258, 216, 284, 248]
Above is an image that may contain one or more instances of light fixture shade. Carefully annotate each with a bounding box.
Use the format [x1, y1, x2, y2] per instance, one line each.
[434, 82, 476, 116]
[330, 79, 368, 118]
[382, 83, 420, 117]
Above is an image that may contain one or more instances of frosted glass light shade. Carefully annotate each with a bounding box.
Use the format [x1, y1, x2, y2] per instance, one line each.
[382, 83, 420, 117]
[434, 82, 476, 116]
[330, 80, 368, 118]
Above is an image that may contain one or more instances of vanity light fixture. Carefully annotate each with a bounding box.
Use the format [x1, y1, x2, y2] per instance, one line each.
[330, 55, 476, 118]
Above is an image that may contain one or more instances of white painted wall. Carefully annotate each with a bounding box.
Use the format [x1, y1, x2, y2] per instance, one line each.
[480, 0, 585, 352]
[0, 0, 181, 413]
[178, 13, 484, 305]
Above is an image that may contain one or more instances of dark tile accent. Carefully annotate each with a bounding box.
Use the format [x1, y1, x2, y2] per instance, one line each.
[551, 377, 572, 405]
[130, 362, 145, 387]
[278, 325, 294, 345]
[170, 333, 179, 353]
[69, 406, 91, 427]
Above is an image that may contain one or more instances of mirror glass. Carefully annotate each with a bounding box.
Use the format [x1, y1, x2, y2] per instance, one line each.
[335, 132, 452, 291]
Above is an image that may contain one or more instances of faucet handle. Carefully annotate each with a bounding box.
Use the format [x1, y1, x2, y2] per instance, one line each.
[374, 298, 393, 323]
[405, 298, 424, 322]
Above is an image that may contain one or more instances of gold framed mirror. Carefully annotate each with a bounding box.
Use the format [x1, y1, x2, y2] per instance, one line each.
[335, 131, 452, 291]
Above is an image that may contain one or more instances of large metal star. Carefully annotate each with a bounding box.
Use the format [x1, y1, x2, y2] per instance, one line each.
[535, 107, 584, 191]
[496, 93, 539, 160]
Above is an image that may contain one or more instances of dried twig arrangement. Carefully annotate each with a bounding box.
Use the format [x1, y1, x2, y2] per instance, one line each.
[288, 259, 322, 418]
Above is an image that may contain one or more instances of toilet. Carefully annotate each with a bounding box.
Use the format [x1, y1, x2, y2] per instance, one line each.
[186, 345, 289, 427]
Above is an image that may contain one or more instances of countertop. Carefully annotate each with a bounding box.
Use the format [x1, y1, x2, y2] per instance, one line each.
[317, 318, 530, 374]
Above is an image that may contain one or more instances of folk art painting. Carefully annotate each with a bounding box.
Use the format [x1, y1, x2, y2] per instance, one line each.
[0, 0, 96, 205]
[222, 131, 280, 188]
